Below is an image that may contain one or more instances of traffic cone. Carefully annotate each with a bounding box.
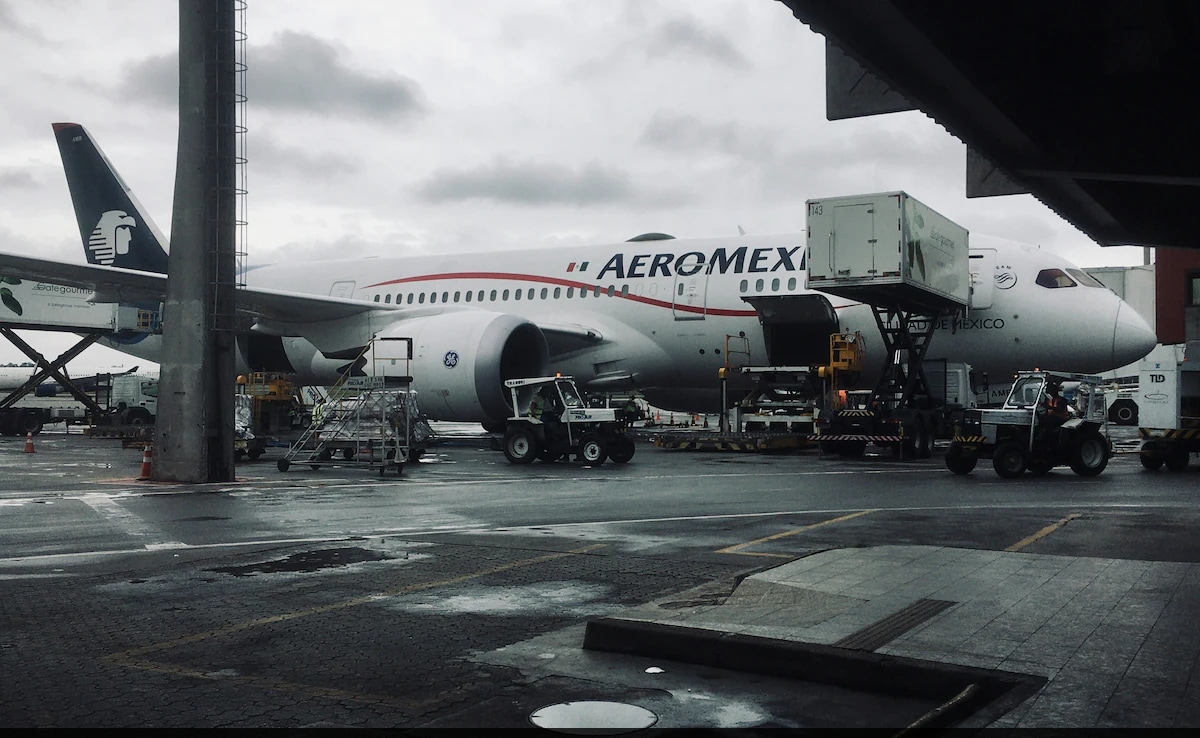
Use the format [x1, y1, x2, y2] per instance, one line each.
[138, 445, 153, 480]
[23, 432, 34, 454]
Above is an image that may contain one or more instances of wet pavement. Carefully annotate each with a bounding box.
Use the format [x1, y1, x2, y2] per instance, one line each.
[2, 425, 1199, 729]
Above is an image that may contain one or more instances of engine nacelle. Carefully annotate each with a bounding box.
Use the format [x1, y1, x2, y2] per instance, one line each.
[369, 312, 549, 422]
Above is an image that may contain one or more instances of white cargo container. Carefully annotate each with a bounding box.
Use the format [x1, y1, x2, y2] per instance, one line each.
[0, 280, 153, 331]
[806, 192, 969, 313]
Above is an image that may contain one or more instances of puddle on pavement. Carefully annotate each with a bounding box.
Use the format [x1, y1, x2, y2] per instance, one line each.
[209, 546, 392, 576]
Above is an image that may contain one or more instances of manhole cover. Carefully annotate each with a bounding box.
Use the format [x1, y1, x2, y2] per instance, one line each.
[529, 701, 657, 733]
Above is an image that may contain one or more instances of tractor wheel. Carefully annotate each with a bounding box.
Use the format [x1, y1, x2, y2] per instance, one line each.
[944, 443, 977, 475]
[1069, 431, 1110, 476]
[503, 427, 539, 464]
[608, 435, 636, 464]
[1166, 447, 1190, 472]
[992, 442, 1028, 479]
[577, 433, 608, 465]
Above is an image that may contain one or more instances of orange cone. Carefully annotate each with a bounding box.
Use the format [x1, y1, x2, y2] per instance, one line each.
[23, 432, 34, 453]
[138, 445, 153, 480]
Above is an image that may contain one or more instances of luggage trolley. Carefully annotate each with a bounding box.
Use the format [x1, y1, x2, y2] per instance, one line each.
[277, 336, 421, 475]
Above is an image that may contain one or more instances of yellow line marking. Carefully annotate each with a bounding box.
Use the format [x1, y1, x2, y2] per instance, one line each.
[106, 543, 606, 661]
[1005, 513, 1080, 552]
[715, 509, 877, 557]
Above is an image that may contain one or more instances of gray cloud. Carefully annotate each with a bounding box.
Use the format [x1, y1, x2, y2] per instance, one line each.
[417, 158, 636, 206]
[646, 18, 750, 70]
[117, 31, 424, 120]
[639, 111, 775, 160]
[249, 135, 359, 178]
[252, 31, 424, 119]
[0, 1, 43, 40]
[0, 168, 35, 189]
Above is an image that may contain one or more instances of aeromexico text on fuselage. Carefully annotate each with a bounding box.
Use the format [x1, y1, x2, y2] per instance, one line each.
[587, 244, 804, 279]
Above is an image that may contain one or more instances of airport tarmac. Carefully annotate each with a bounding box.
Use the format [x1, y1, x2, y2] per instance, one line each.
[2, 425, 1199, 729]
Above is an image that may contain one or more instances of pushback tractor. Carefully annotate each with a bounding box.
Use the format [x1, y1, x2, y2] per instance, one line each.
[502, 376, 635, 465]
[945, 370, 1111, 478]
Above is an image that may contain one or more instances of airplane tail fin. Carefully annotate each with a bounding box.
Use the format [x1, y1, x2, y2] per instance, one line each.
[53, 122, 170, 274]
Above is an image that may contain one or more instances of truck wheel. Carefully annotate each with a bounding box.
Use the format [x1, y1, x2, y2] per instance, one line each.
[577, 433, 608, 465]
[944, 443, 976, 475]
[503, 427, 539, 464]
[992, 442, 1028, 479]
[1140, 453, 1164, 471]
[608, 435, 636, 463]
[277, 459, 290, 472]
[1166, 447, 1189, 472]
[1069, 431, 1109, 476]
[126, 408, 152, 425]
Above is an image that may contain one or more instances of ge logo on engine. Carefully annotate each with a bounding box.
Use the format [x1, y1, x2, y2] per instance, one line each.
[444, 351, 459, 368]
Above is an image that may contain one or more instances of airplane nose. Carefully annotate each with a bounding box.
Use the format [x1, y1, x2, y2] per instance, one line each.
[1112, 302, 1157, 368]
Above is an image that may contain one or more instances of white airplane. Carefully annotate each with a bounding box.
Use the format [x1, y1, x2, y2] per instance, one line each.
[0, 123, 1158, 428]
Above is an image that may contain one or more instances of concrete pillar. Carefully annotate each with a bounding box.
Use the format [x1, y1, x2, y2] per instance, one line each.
[154, 0, 238, 482]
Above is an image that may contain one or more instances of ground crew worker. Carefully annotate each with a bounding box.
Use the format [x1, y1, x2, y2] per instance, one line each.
[1045, 383, 1069, 421]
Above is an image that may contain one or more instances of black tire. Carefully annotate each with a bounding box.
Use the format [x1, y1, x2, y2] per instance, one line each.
[1140, 453, 1164, 471]
[248, 449, 264, 460]
[342, 448, 355, 460]
[127, 408, 152, 425]
[1107, 399, 1138, 426]
[277, 459, 290, 472]
[503, 426, 539, 464]
[992, 442, 1028, 479]
[577, 433, 608, 465]
[234, 449, 246, 461]
[608, 435, 636, 464]
[944, 443, 977, 475]
[1069, 431, 1110, 476]
[1166, 447, 1189, 472]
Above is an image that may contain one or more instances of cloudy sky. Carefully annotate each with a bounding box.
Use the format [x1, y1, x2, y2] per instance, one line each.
[0, 0, 1150, 371]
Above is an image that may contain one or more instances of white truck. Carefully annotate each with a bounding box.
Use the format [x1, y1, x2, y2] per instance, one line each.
[806, 192, 971, 458]
[1134, 343, 1198, 471]
[1, 372, 158, 435]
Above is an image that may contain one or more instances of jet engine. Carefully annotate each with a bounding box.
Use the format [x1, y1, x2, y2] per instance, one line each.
[368, 312, 549, 422]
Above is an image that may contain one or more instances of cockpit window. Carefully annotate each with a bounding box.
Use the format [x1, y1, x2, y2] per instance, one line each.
[1066, 268, 1106, 288]
[1035, 268, 1077, 288]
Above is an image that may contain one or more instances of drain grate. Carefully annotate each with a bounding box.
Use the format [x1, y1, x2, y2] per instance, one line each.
[833, 598, 956, 651]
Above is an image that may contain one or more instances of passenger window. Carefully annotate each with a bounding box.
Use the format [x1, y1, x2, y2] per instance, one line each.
[502, 289, 510, 300]
[567, 287, 574, 298]
[382, 295, 390, 303]
[454, 291, 461, 302]
[442, 291, 449, 302]
[515, 289, 522, 301]
[1036, 269, 1077, 288]
[407, 294, 414, 304]
[490, 290, 497, 301]
[418, 293, 426, 304]
[477, 290, 485, 302]
[528, 288, 535, 300]
[396, 294, 403, 304]
[755, 278, 764, 291]
[606, 285, 614, 297]
[465, 291, 472, 302]
[788, 277, 797, 290]
[771, 278, 780, 291]
[430, 292, 437, 304]
[541, 288, 548, 299]
[554, 287, 561, 299]
[739, 279, 748, 293]
[373, 294, 380, 302]
[594, 286, 601, 297]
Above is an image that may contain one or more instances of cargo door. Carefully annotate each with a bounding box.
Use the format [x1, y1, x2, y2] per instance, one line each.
[672, 270, 708, 320]
[329, 280, 356, 299]
[832, 203, 876, 279]
[968, 248, 996, 310]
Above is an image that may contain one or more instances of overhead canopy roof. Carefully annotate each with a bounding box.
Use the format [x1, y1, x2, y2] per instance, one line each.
[779, 0, 1200, 249]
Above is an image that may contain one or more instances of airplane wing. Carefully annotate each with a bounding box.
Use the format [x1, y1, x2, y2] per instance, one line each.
[0, 251, 397, 326]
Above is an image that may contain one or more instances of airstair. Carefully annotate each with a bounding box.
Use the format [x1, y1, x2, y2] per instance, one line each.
[276, 337, 430, 475]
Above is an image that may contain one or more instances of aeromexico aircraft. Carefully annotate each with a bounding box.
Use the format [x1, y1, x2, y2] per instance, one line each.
[0, 123, 1157, 428]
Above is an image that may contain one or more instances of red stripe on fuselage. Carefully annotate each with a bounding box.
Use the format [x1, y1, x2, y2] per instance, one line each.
[364, 271, 768, 317]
